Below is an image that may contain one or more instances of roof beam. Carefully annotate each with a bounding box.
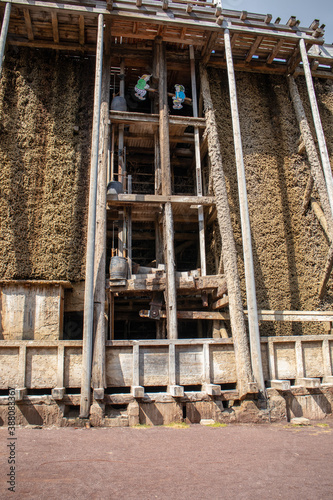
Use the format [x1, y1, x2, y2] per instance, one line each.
[201, 31, 218, 65]
[245, 35, 263, 63]
[266, 39, 284, 64]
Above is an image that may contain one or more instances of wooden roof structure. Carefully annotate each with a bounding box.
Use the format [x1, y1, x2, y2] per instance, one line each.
[1, 0, 333, 78]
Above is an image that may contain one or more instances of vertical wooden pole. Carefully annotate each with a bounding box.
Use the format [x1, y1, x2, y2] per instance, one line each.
[159, 40, 177, 339]
[224, 28, 265, 392]
[299, 39, 333, 219]
[189, 45, 206, 276]
[80, 14, 104, 419]
[199, 64, 254, 399]
[92, 18, 112, 397]
[0, 3, 11, 77]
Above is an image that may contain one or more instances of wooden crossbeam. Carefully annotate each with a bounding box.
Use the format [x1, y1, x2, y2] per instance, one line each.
[215, 5, 222, 17]
[23, 8, 34, 41]
[287, 16, 297, 27]
[309, 19, 320, 30]
[51, 11, 59, 44]
[266, 39, 284, 64]
[211, 296, 229, 310]
[139, 309, 333, 321]
[264, 14, 272, 24]
[245, 36, 263, 63]
[79, 15, 85, 46]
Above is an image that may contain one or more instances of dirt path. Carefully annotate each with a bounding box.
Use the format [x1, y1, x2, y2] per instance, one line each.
[1, 422, 332, 499]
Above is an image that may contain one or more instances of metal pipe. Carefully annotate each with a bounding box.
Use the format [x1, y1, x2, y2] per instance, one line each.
[0, 2, 12, 77]
[190, 45, 206, 276]
[224, 29, 265, 392]
[80, 13, 104, 418]
[299, 38, 333, 220]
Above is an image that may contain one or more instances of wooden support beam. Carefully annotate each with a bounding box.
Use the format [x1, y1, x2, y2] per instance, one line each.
[224, 29, 264, 393]
[80, 13, 104, 419]
[266, 39, 284, 65]
[92, 18, 111, 394]
[299, 39, 333, 221]
[23, 8, 34, 41]
[0, 2, 12, 77]
[240, 11, 247, 21]
[211, 296, 229, 310]
[186, 3, 193, 13]
[199, 64, 253, 399]
[245, 36, 263, 63]
[162, 0, 168, 10]
[136, 0, 142, 6]
[159, 39, 177, 339]
[190, 45, 206, 276]
[51, 11, 59, 44]
[106, 0, 113, 11]
[79, 15, 85, 46]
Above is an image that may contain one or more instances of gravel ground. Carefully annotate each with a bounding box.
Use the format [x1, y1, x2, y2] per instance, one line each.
[1, 421, 333, 499]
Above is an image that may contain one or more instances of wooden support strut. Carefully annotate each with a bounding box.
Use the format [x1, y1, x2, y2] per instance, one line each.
[158, 39, 177, 339]
[0, 2, 11, 77]
[80, 13, 104, 419]
[199, 64, 254, 399]
[224, 28, 264, 392]
[190, 45, 206, 276]
[91, 18, 112, 396]
[288, 76, 333, 237]
[299, 39, 333, 221]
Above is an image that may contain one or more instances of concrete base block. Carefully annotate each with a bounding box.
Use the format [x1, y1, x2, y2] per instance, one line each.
[270, 380, 291, 391]
[168, 385, 184, 398]
[93, 388, 105, 400]
[202, 384, 221, 396]
[132, 386, 145, 398]
[322, 376, 333, 385]
[52, 387, 66, 400]
[15, 388, 27, 401]
[295, 378, 321, 389]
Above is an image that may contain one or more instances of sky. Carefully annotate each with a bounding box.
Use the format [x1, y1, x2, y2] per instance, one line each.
[222, 0, 333, 44]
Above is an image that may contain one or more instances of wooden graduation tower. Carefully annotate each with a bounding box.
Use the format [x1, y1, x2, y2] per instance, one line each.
[0, 0, 333, 425]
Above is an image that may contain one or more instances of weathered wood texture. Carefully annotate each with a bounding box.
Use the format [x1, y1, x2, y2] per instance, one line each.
[80, 13, 104, 418]
[224, 28, 264, 392]
[92, 19, 111, 391]
[159, 39, 177, 339]
[199, 63, 253, 398]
